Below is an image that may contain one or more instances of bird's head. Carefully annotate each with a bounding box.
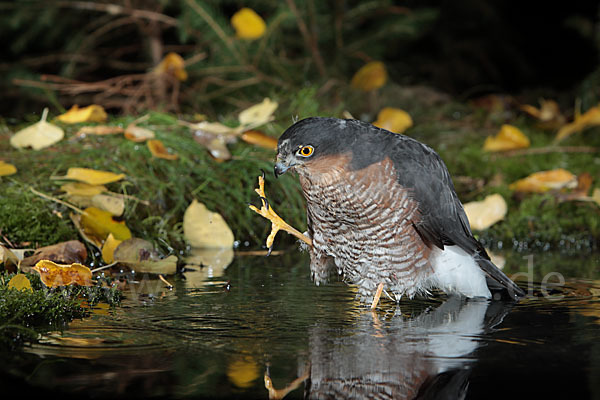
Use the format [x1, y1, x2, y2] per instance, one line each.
[274, 117, 360, 178]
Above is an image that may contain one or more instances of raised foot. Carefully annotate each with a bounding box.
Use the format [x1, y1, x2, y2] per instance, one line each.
[249, 174, 312, 254]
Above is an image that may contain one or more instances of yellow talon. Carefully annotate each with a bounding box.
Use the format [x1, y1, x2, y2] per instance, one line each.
[249, 174, 312, 251]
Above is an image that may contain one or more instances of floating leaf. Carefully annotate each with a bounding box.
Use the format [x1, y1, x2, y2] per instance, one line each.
[231, 8, 266, 40]
[56, 104, 107, 124]
[101, 233, 122, 264]
[483, 124, 530, 152]
[183, 200, 234, 248]
[555, 104, 600, 142]
[10, 108, 64, 150]
[113, 238, 177, 275]
[147, 139, 178, 160]
[153, 52, 188, 81]
[509, 168, 577, 193]
[32, 259, 93, 287]
[7, 274, 32, 292]
[20, 240, 87, 271]
[238, 98, 278, 129]
[351, 61, 387, 91]
[240, 130, 278, 150]
[62, 167, 125, 185]
[76, 125, 124, 137]
[373, 107, 413, 134]
[80, 206, 132, 241]
[0, 161, 17, 176]
[463, 194, 507, 230]
[124, 123, 155, 142]
[60, 182, 107, 197]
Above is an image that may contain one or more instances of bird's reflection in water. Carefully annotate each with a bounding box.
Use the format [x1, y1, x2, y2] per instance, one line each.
[266, 296, 514, 400]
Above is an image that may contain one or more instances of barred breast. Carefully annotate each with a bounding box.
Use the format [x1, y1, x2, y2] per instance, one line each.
[298, 156, 433, 302]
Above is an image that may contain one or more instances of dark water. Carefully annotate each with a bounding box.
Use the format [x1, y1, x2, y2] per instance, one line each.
[2, 250, 600, 399]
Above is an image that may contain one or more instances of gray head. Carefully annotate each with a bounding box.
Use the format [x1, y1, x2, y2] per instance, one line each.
[274, 117, 389, 177]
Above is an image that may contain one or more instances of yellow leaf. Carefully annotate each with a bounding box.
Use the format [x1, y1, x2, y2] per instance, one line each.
[113, 238, 177, 275]
[0, 245, 20, 267]
[227, 356, 260, 388]
[483, 124, 530, 152]
[509, 169, 577, 193]
[231, 8, 266, 40]
[153, 52, 188, 81]
[60, 182, 107, 196]
[592, 188, 600, 207]
[76, 125, 124, 137]
[463, 194, 507, 230]
[7, 274, 32, 292]
[238, 98, 278, 129]
[124, 124, 155, 142]
[0, 161, 17, 177]
[56, 104, 107, 124]
[63, 167, 125, 185]
[373, 107, 413, 134]
[183, 200, 234, 248]
[90, 194, 125, 216]
[147, 139, 178, 160]
[350, 61, 387, 91]
[32, 260, 93, 287]
[10, 108, 64, 150]
[80, 206, 132, 241]
[101, 233, 122, 264]
[555, 104, 600, 142]
[240, 130, 278, 150]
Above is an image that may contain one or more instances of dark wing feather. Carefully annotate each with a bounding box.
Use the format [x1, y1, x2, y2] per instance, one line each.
[388, 135, 525, 298]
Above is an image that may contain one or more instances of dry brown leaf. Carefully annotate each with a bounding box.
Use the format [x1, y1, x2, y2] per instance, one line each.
[183, 200, 234, 248]
[124, 124, 155, 142]
[113, 238, 177, 275]
[0, 245, 20, 268]
[32, 259, 93, 287]
[351, 61, 387, 91]
[56, 104, 107, 124]
[10, 108, 64, 150]
[463, 194, 507, 230]
[240, 130, 278, 150]
[483, 124, 530, 152]
[373, 107, 413, 134]
[509, 169, 577, 193]
[20, 240, 87, 271]
[147, 139, 178, 160]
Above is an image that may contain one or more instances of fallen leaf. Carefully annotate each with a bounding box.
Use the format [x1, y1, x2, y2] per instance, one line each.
[7, 274, 32, 292]
[193, 131, 232, 161]
[124, 123, 155, 142]
[520, 99, 566, 129]
[101, 233, 122, 264]
[373, 107, 413, 134]
[10, 108, 64, 150]
[113, 238, 177, 275]
[183, 200, 234, 248]
[231, 8, 266, 40]
[61, 167, 125, 185]
[56, 104, 107, 124]
[0, 161, 17, 176]
[592, 188, 600, 207]
[351, 61, 387, 91]
[153, 52, 188, 81]
[76, 125, 124, 137]
[509, 168, 577, 193]
[60, 182, 107, 197]
[237, 98, 278, 130]
[240, 130, 278, 150]
[147, 139, 178, 160]
[70, 213, 102, 249]
[0, 245, 20, 268]
[20, 240, 87, 271]
[80, 206, 132, 241]
[32, 259, 93, 287]
[91, 194, 125, 216]
[463, 193, 507, 230]
[483, 124, 530, 152]
[555, 104, 600, 142]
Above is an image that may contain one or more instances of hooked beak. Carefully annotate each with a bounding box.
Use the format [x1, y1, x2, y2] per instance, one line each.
[274, 161, 290, 178]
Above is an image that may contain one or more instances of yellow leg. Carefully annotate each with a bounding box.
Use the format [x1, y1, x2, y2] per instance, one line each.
[371, 282, 385, 309]
[249, 174, 312, 253]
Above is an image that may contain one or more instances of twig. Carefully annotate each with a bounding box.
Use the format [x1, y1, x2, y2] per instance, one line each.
[90, 262, 117, 274]
[30, 187, 84, 214]
[54, 1, 178, 26]
[158, 274, 173, 289]
[285, 0, 327, 77]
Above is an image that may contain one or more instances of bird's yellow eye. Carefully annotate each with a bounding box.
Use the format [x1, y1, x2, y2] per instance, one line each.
[298, 145, 314, 157]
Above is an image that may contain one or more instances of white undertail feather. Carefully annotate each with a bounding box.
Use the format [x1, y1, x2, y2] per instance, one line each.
[428, 245, 491, 299]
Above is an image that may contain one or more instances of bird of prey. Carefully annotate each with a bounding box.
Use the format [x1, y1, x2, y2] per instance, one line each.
[264, 117, 524, 306]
